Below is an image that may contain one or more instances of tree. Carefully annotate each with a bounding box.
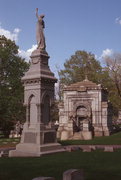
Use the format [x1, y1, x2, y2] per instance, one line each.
[0, 35, 29, 136]
[58, 50, 111, 87]
[58, 50, 121, 120]
[104, 53, 121, 109]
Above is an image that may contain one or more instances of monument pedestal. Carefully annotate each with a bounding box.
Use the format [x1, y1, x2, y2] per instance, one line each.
[9, 50, 64, 157]
[9, 125, 63, 157]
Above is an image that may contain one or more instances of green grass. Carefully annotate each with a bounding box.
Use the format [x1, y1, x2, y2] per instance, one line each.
[59, 131, 121, 145]
[1, 131, 121, 147]
[1, 133, 121, 179]
[0, 138, 20, 147]
[0, 151, 121, 180]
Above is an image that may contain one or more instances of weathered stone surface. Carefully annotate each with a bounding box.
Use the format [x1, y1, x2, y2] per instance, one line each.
[0, 151, 3, 157]
[80, 131, 92, 140]
[61, 130, 69, 140]
[32, 177, 55, 180]
[63, 169, 84, 180]
[66, 147, 72, 152]
[104, 146, 114, 152]
[89, 145, 96, 151]
[58, 78, 112, 140]
[9, 18, 64, 157]
[82, 147, 91, 152]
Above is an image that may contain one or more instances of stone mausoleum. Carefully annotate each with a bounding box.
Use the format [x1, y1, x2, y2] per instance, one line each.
[57, 77, 112, 140]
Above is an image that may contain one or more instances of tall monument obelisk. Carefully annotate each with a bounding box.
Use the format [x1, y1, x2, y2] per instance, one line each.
[9, 9, 63, 157]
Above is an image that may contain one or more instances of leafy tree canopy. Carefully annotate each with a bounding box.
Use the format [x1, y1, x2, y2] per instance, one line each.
[58, 50, 121, 115]
[0, 35, 29, 136]
[59, 50, 111, 86]
[104, 53, 121, 109]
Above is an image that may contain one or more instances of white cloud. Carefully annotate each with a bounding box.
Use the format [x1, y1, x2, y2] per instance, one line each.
[0, 24, 21, 42]
[100, 49, 113, 59]
[14, 28, 21, 34]
[27, 44, 37, 53]
[102, 48, 113, 57]
[0, 24, 37, 62]
[115, 17, 121, 25]
[18, 44, 37, 62]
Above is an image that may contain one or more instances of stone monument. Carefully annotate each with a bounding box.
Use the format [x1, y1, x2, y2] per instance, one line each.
[57, 77, 112, 140]
[9, 9, 63, 157]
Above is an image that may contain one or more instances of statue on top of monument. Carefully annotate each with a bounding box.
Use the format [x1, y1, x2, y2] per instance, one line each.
[36, 8, 46, 51]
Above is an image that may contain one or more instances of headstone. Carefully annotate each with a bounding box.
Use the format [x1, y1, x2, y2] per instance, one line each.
[0, 151, 3, 157]
[63, 169, 84, 180]
[66, 147, 72, 152]
[104, 146, 113, 152]
[82, 147, 91, 152]
[89, 145, 96, 151]
[32, 177, 55, 180]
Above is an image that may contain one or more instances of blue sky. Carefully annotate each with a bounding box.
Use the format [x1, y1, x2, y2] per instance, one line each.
[0, 0, 121, 77]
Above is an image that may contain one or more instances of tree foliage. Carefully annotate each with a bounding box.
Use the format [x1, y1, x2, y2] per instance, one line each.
[104, 53, 121, 109]
[0, 35, 29, 136]
[59, 51, 100, 84]
[58, 50, 111, 87]
[58, 50, 120, 116]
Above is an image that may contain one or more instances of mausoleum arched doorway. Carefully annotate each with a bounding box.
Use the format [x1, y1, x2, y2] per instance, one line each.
[73, 105, 92, 132]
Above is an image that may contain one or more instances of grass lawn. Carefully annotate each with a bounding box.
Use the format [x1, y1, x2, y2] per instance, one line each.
[60, 131, 121, 145]
[0, 138, 20, 148]
[1, 131, 121, 148]
[0, 151, 121, 180]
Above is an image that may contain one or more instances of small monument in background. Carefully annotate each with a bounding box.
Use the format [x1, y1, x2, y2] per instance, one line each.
[9, 9, 63, 157]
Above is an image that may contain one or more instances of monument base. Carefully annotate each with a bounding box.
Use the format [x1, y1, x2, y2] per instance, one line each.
[9, 143, 64, 157]
[9, 123, 65, 157]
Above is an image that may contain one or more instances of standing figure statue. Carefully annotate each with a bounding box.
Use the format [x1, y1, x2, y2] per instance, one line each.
[36, 8, 46, 51]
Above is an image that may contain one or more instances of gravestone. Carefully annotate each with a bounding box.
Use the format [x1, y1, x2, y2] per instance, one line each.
[63, 169, 84, 180]
[32, 177, 55, 180]
[82, 147, 91, 152]
[104, 146, 114, 152]
[9, 9, 64, 157]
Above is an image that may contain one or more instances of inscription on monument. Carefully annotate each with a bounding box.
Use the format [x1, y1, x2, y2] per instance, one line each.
[24, 132, 36, 143]
[44, 132, 56, 144]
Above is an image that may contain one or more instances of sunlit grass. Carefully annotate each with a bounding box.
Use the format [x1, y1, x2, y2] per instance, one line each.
[60, 131, 121, 145]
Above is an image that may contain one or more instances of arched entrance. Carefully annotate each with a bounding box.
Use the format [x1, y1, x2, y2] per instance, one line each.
[73, 105, 92, 132]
